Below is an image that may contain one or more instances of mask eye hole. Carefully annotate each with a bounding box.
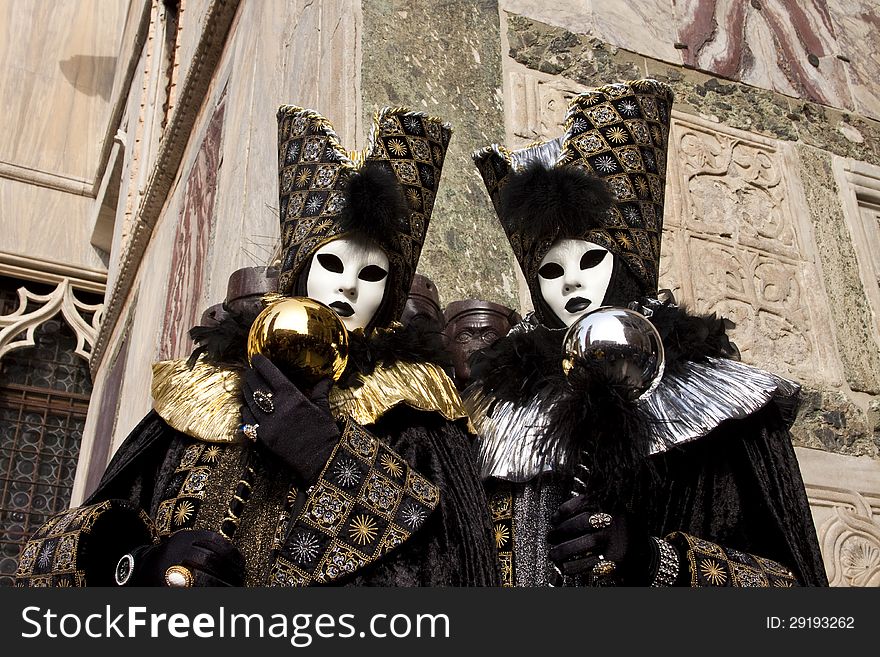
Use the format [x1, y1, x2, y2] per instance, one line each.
[538, 262, 564, 279]
[358, 265, 388, 282]
[580, 250, 607, 270]
[317, 253, 344, 273]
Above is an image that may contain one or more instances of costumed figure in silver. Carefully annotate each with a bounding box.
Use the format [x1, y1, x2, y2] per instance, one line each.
[466, 78, 827, 587]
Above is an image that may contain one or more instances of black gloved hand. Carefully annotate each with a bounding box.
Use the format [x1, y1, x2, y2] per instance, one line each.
[117, 530, 245, 587]
[240, 354, 340, 485]
[547, 494, 656, 586]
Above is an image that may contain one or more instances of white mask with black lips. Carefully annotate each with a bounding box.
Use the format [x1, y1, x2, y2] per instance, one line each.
[538, 238, 614, 327]
[306, 236, 390, 331]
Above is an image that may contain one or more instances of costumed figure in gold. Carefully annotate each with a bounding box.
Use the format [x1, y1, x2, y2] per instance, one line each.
[15, 106, 498, 587]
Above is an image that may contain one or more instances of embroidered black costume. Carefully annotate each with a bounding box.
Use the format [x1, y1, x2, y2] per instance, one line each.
[16, 106, 498, 588]
[467, 79, 827, 587]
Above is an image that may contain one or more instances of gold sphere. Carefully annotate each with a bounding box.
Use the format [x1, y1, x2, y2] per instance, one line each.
[247, 297, 349, 385]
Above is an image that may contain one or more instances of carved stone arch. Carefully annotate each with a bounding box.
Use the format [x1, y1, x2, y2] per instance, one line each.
[0, 278, 103, 363]
[0, 276, 104, 585]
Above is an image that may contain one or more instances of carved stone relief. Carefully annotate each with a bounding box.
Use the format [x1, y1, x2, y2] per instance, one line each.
[798, 446, 880, 587]
[665, 113, 843, 386]
[0, 279, 103, 363]
[813, 490, 880, 587]
[832, 157, 880, 350]
[507, 69, 589, 148]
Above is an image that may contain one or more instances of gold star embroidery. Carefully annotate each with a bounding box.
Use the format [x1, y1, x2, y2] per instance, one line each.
[700, 559, 727, 585]
[388, 139, 408, 157]
[295, 168, 312, 188]
[605, 126, 628, 144]
[651, 125, 663, 144]
[494, 523, 510, 549]
[174, 501, 195, 526]
[380, 453, 403, 478]
[313, 117, 332, 131]
[635, 177, 650, 198]
[616, 233, 633, 250]
[349, 514, 378, 545]
[203, 446, 220, 463]
[287, 488, 299, 507]
[405, 188, 422, 208]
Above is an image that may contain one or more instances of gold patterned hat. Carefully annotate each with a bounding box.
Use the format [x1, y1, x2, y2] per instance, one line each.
[277, 105, 453, 326]
[473, 78, 673, 307]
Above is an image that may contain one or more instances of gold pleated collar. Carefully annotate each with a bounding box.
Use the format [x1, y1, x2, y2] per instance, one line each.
[151, 357, 470, 443]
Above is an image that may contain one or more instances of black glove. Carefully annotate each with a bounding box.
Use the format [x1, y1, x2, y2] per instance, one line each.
[547, 494, 656, 586]
[240, 354, 340, 485]
[116, 530, 245, 587]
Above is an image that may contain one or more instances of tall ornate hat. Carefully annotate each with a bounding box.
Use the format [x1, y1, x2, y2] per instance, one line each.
[277, 105, 453, 326]
[473, 78, 673, 311]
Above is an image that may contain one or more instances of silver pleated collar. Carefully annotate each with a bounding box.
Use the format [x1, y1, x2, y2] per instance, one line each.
[465, 339, 800, 483]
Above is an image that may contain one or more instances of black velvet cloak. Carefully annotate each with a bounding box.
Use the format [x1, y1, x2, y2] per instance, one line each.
[83, 402, 498, 587]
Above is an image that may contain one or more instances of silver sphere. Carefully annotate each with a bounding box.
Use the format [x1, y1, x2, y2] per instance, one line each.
[562, 306, 665, 401]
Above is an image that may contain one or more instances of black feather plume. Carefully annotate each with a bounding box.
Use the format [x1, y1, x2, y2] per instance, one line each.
[499, 162, 613, 239]
[187, 307, 257, 369]
[643, 299, 739, 369]
[337, 321, 453, 389]
[540, 357, 657, 511]
[468, 303, 740, 508]
[337, 162, 411, 247]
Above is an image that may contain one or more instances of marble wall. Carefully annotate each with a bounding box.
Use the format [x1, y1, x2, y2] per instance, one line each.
[157, 91, 227, 361]
[361, 0, 519, 309]
[0, 0, 126, 275]
[499, 0, 880, 122]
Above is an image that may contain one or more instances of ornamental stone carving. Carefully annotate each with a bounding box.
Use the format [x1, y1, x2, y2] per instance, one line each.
[813, 489, 880, 587]
[667, 113, 842, 387]
[0, 278, 103, 362]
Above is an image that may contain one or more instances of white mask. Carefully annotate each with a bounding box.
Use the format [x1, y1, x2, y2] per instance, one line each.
[538, 238, 614, 327]
[306, 236, 389, 331]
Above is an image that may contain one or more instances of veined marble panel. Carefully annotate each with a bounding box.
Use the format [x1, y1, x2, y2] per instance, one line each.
[501, 0, 682, 64]
[157, 91, 227, 361]
[0, 178, 106, 271]
[176, 0, 213, 96]
[675, 0, 853, 111]
[0, 0, 125, 181]
[826, 0, 880, 121]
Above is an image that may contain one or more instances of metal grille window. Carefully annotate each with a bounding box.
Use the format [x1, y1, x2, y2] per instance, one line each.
[0, 277, 99, 586]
